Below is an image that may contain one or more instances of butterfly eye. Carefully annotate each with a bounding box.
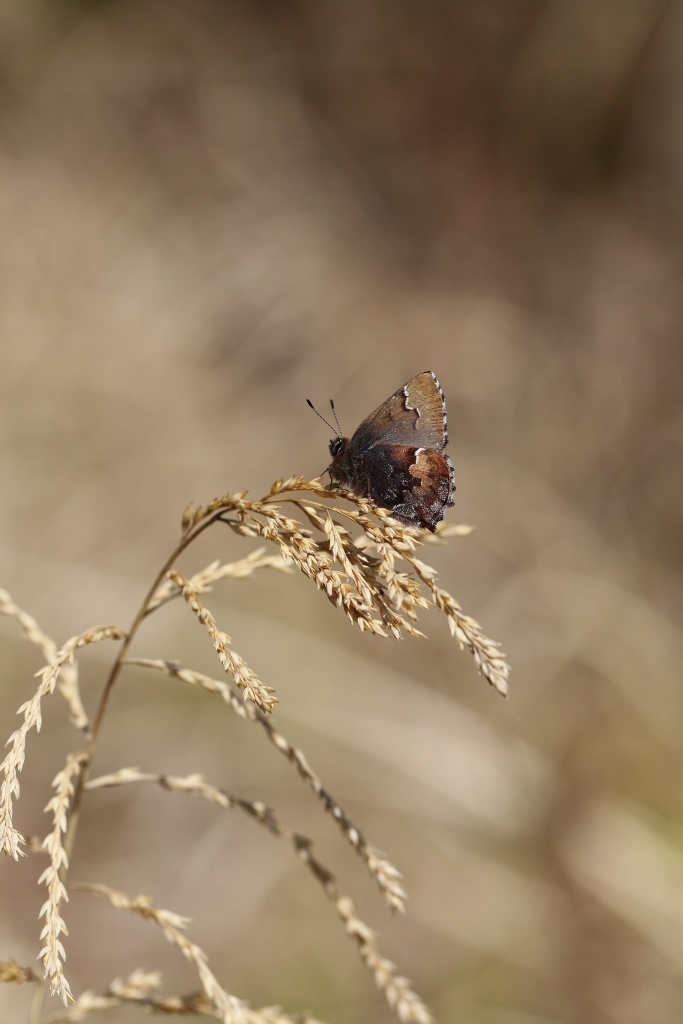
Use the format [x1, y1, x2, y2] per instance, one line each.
[329, 437, 344, 457]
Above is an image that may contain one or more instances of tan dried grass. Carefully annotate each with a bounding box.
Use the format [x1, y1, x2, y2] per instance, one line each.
[44, 968, 326, 1023]
[74, 884, 329, 1024]
[85, 768, 426, 1019]
[123, 657, 407, 912]
[146, 548, 290, 615]
[0, 590, 88, 731]
[39, 751, 89, 1005]
[0, 959, 37, 985]
[0, 625, 125, 861]
[0, 478, 509, 1023]
[167, 570, 278, 712]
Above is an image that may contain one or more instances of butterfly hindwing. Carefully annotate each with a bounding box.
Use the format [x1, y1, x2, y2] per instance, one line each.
[361, 444, 455, 531]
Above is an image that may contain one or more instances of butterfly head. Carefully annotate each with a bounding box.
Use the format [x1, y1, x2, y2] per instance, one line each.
[329, 436, 345, 458]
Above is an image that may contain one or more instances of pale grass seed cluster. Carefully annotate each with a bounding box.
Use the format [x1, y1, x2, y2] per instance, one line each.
[0, 478, 510, 1024]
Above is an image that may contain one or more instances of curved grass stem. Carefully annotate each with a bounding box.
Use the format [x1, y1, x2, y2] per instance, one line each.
[61, 514, 224, 874]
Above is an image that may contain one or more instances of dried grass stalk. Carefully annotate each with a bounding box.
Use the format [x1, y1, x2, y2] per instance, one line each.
[178, 479, 509, 690]
[421, 523, 475, 540]
[124, 658, 407, 913]
[0, 958, 37, 985]
[88, 767, 230, 800]
[0, 589, 88, 730]
[245, 510, 389, 636]
[75, 884, 325, 1024]
[167, 570, 277, 713]
[85, 769, 427, 1022]
[180, 481, 390, 636]
[38, 751, 89, 1005]
[294, 842, 432, 1023]
[45, 968, 328, 1023]
[0, 624, 125, 860]
[0, 478, 504, 1023]
[146, 548, 290, 614]
[43, 970, 162, 1022]
[268, 481, 508, 688]
[408, 566, 509, 696]
[76, 883, 247, 1024]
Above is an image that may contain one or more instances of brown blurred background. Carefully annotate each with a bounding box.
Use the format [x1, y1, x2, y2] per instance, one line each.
[1, 1, 683, 1021]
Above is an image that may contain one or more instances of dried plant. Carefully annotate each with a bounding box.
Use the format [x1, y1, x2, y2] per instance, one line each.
[0, 959, 38, 985]
[0, 478, 509, 1023]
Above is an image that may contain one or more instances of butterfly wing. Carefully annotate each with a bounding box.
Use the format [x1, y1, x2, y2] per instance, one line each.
[348, 371, 448, 452]
[361, 444, 455, 531]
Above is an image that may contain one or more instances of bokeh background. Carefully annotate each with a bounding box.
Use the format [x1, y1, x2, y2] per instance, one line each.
[1, 1, 683, 1021]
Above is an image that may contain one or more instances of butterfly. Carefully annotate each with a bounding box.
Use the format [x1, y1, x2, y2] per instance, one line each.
[308, 371, 455, 531]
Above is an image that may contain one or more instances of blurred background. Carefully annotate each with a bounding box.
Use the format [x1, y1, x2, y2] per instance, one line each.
[1, 1, 682, 1021]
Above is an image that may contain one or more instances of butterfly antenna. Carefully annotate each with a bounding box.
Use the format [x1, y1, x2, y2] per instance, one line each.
[306, 398, 338, 435]
[329, 399, 343, 437]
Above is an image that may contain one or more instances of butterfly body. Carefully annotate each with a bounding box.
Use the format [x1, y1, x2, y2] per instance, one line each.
[326, 371, 455, 531]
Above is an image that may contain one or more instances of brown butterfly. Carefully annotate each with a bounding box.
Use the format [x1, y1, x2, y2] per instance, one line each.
[309, 371, 455, 531]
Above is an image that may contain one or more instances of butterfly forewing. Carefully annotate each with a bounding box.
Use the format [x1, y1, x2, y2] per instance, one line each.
[350, 370, 448, 451]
